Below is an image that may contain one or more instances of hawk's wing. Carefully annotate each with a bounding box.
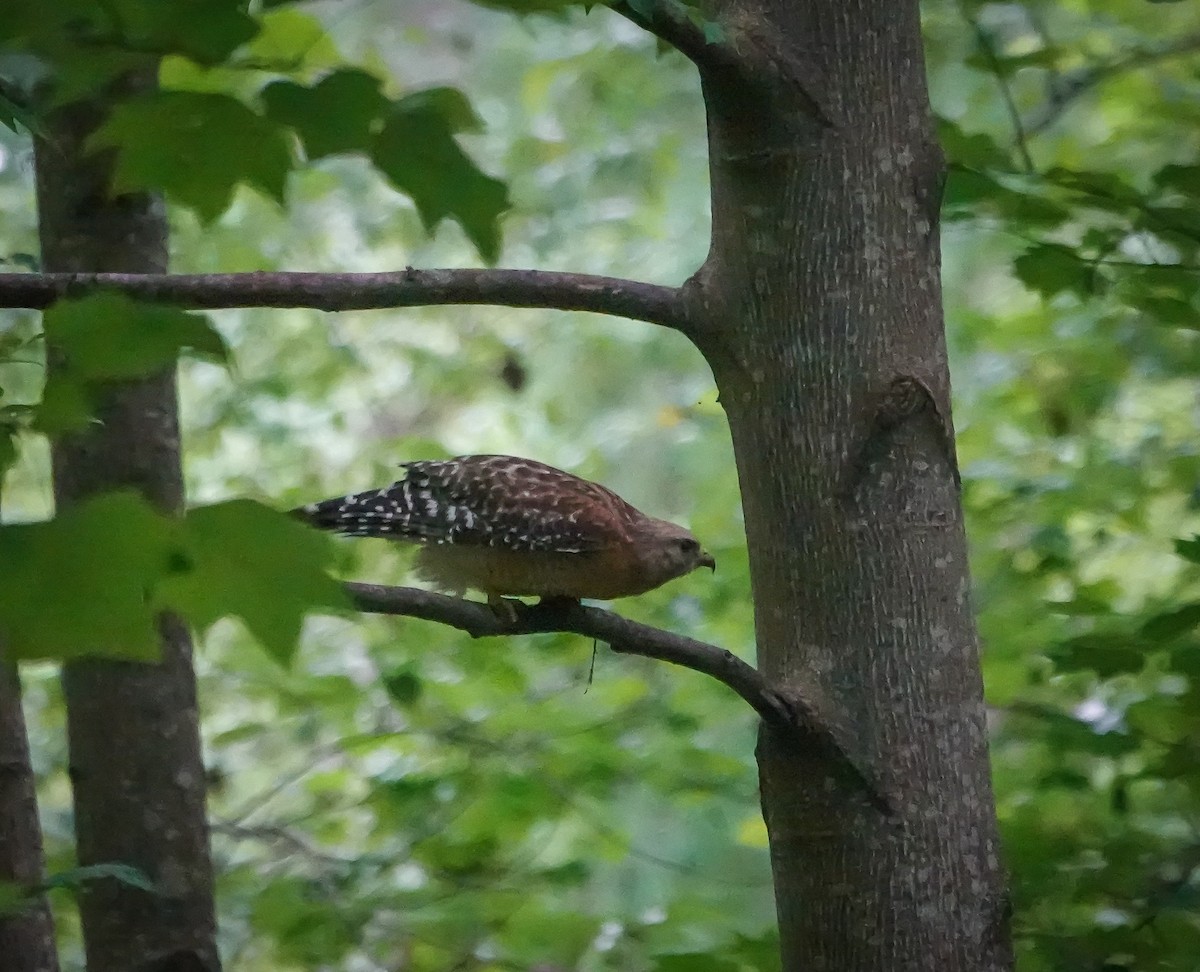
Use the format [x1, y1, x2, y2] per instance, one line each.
[295, 455, 637, 553]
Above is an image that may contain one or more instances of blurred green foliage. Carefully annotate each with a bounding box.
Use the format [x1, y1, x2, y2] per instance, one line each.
[928, 2, 1200, 967]
[1, 0, 1199, 969]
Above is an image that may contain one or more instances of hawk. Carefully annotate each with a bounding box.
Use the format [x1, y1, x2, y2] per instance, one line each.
[293, 455, 715, 610]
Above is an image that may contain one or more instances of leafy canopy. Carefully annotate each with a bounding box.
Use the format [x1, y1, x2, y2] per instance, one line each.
[0, 493, 347, 663]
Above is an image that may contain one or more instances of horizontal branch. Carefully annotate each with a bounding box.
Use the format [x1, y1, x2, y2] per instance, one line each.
[346, 582, 893, 814]
[0, 268, 692, 333]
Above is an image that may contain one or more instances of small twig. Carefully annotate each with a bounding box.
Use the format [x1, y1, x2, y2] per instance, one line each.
[345, 582, 894, 814]
[1027, 31, 1200, 137]
[962, 8, 1035, 173]
[210, 819, 360, 868]
[0, 267, 693, 335]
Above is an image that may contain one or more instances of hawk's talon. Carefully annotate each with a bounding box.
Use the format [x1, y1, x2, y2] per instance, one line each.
[487, 594, 521, 624]
[537, 595, 581, 609]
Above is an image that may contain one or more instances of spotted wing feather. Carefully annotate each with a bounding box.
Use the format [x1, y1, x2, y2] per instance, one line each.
[295, 455, 636, 553]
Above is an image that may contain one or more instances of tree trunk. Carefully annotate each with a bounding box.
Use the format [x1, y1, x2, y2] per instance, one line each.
[32, 87, 221, 972]
[689, 2, 1013, 969]
[0, 656, 59, 972]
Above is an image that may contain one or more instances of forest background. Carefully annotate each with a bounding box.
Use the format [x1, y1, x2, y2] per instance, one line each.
[1, 0, 1200, 970]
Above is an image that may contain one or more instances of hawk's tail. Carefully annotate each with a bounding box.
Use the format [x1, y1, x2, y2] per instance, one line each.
[290, 491, 393, 538]
[289, 485, 431, 541]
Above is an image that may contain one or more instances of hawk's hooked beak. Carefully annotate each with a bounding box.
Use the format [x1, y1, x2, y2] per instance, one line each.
[700, 551, 716, 572]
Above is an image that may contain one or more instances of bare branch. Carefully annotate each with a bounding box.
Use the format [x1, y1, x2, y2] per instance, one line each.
[0, 268, 693, 334]
[210, 819, 359, 868]
[1028, 31, 1200, 137]
[345, 582, 893, 814]
[961, 6, 1035, 173]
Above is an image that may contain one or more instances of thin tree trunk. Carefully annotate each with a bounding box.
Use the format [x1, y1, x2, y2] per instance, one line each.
[0, 646, 60, 972]
[690, 2, 1013, 969]
[1, 455, 58, 972]
[32, 84, 220, 972]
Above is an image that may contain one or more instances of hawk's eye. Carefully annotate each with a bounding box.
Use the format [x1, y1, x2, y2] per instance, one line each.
[678, 537, 699, 554]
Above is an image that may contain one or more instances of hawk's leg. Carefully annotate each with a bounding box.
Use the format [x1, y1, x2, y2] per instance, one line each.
[537, 594, 581, 609]
[486, 593, 521, 624]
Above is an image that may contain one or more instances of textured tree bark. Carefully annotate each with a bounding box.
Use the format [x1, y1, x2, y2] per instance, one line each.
[688, 2, 1013, 969]
[0, 657, 59, 972]
[32, 88, 221, 972]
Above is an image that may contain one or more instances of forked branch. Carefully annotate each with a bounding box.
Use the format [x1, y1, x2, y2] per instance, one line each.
[346, 582, 893, 814]
[607, 1, 836, 127]
[606, 0, 727, 70]
[0, 268, 693, 334]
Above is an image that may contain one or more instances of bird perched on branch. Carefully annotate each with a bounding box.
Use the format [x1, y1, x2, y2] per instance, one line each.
[292, 455, 715, 613]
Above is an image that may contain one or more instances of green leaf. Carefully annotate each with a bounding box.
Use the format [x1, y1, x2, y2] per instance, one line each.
[382, 666, 423, 706]
[88, 91, 293, 222]
[0, 1, 154, 104]
[1153, 163, 1200, 198]
[35, 294, 228, 435]
[0, 93, 19, 134]
[1048, 633, 1147, 677]
[43, 862, 158, 895]
[503, 905, 599, 965]
[0, 880, 29, 917]
[653, 953, 741, 972]
[937, 118, 1017, 172]
[162, 500, 350, 665]
[0, 88, 41, 136]
[240, 8, 340, 66]
[1126, 697, 1200, 745]
[262, 69, 390, 159]
[251, 878, 355, 965]
[111, 0, 259, 65]
[623, 0, 657, 16]
[682, 6, 728, 44]
[371, 91, 509, 263]
[729, 932, 782, 970]
[4, 0, 256, 74]
[1174, 536, 1200, 564]
[1045, 167, 1142, 210]
[0, 492, 180, 661]
[32, 374, 94, 436]
[45, 293, 229, 381]
[1014, 706, 1138, 758]
[1134, 296, 1200, 330]
[941, 167, 1069, 226]
[1168, 641, 1200, 678]
[0, 424, 16, 476]
[1013, 245, 1099, 300]
[0, 252, 39, 271]
[464, 0, 579, 13]
[1141, 603, 1200, 642]
[396, 87, 485, 135]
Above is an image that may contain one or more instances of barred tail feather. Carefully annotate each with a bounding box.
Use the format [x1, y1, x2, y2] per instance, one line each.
[289, 490, 409, 539]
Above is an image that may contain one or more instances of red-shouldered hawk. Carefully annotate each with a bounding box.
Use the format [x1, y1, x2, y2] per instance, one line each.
[292, 455, 715, 610]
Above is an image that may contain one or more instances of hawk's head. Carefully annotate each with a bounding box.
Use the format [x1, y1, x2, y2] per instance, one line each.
[634, 517, 716, 589]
